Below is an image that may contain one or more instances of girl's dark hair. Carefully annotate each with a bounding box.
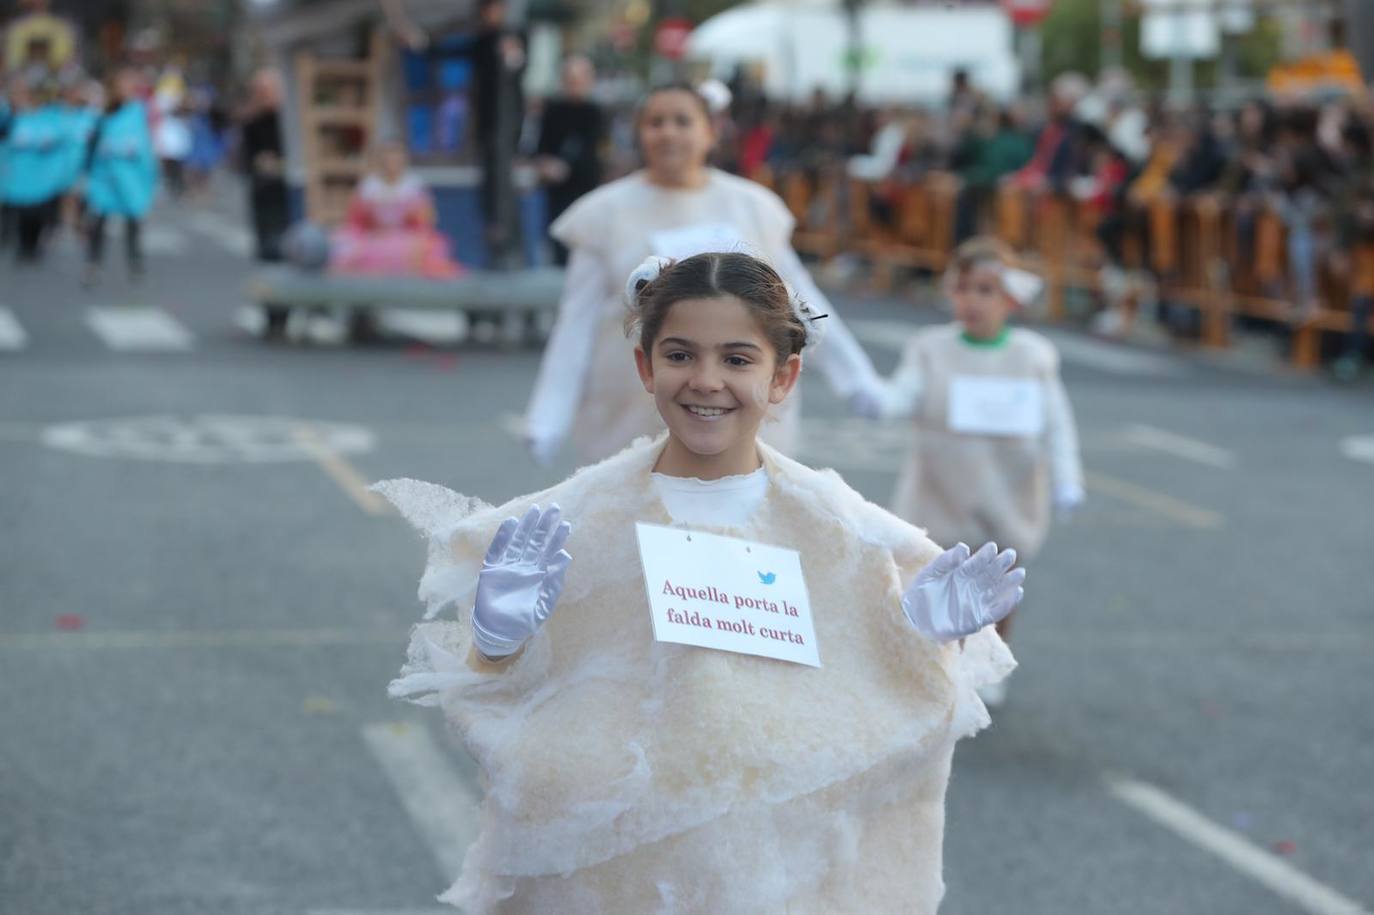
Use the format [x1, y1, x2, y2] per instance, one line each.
[640, 81, 711, 119]
[626, 252, 809, 363]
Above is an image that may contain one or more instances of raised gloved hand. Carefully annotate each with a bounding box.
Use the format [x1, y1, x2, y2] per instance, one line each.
[1053, 482, 1085, 521]
[901, 542, 1025, 643]
[848, 385, 885, 420]
[471, 504, 572, 659]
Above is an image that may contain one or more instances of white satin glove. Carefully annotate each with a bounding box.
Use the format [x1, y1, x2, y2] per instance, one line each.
[901, 542, 1025, 643]
[471, 504, 572, 659]
[1053, 482, 1085, 521]
[848, 385, 885, 420]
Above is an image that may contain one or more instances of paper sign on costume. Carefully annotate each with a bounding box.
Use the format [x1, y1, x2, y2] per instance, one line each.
[635, 522, 820, 668]
[650, 223, 748, 262]
[947, 376, 1045, 437]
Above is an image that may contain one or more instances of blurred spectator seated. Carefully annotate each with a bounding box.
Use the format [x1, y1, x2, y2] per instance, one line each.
[329, 140, 464, 279]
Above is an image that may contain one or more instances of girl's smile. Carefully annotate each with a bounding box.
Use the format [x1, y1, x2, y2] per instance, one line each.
[636, 294, 799, 480]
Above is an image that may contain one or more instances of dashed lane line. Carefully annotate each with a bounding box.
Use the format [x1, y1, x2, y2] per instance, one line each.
[1106, 774, 1370, 915]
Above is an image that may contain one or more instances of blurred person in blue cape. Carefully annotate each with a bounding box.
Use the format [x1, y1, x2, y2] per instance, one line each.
[82, 68, 157, 286]
[1, 77, 69, 261]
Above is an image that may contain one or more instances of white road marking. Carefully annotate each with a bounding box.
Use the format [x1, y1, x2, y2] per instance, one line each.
[1106, 775, 1371, 915]
[379, 309, 470, 345]
[847, 319, 1188, 376]
[86, 307, 195, 351]
[142, 225, 188, 255]
[1039, 328, 1188, 377]
[0, 627, 402, 650]
[41, 415, 374, 464]
[1085, 470, 1225, 529]
[1340, 434, 1374, 466]
[363, 721, 480, 881]
[1121, 423, 1237, 469]
[0, 308, 28, 350]
[186, 210, 253, 257]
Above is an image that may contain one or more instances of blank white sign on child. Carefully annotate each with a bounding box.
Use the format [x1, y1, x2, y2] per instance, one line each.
[947, 375, 1045, 437]
[635, 522, 820, 668]
[649, 223, 749, 262]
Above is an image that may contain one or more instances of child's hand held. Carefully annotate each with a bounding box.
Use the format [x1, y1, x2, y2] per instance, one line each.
[471, 504, 573, 659]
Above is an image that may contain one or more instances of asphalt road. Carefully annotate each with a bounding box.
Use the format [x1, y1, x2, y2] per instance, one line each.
[1, 186, 1371, 915]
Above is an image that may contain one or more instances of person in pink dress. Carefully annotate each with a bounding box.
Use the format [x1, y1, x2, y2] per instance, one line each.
[329, 140, 464, 279]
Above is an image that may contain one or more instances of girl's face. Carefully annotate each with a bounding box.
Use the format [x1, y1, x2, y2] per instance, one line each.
[951, 263, 1016, 339]
[638, 90, 714, 182]
[380, 145, 408, 180]
[635, 295, 799, 473]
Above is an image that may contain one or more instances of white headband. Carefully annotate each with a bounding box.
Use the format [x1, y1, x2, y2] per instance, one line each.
[943, 261, 1044, 310]
[625, 255, 825, 352]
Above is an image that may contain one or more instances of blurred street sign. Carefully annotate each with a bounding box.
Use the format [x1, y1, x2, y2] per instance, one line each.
[1001, 0, 1052, 28]
[1139, 0, 1220, 59]
[654, 17, 693, 60]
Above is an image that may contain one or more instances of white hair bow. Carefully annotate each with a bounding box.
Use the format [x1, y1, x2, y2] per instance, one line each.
[625, 255, 673, 305]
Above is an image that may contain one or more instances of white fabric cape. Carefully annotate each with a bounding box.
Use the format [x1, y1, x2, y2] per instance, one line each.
[375, 435, 1014, 913]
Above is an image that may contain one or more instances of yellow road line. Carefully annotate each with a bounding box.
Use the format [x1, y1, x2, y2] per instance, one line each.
[0, 627, 405, 650]
[1085, 470, 1225, 530]
[292, 424, 391, 515]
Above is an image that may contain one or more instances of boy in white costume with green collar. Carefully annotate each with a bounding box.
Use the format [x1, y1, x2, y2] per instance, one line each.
[868, 237, 1085, 706]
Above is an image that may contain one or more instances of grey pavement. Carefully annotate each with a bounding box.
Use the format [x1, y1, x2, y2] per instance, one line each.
[1, 185, 1371, 915]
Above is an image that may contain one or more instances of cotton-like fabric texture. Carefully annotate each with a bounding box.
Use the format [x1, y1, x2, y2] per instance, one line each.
[376, 435, 1014, 913]
[890, 324, 1074, 559]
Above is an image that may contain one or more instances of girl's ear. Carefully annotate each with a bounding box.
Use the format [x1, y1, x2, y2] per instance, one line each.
[634, 345, 654, 394]
[768, 353, 802, 404]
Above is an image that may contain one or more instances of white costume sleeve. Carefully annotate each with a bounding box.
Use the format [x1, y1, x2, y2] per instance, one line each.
[875, 338, 925, 419]
[1043, 374, 1084, 498]
[524, 249, 608, 446]
[773, 246, 882, 398]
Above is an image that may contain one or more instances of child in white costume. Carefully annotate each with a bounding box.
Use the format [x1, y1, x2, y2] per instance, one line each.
[869, 238, 1084, 701]
[378, 252, 1022, 913]
[523, 83, 884, 466]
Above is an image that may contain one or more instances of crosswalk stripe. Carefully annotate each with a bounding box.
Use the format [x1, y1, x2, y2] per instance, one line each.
[0, 308, 28, 350]
[86, 307, 195, 351]
[363, 721, 479, 881]
[378, 310, 470, 345]
[142, 225, 189, 256]
[847, 319, 1187, 377]
[186, 211, 252, 257]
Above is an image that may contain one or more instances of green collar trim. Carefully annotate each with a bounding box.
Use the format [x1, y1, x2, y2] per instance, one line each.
[960, 327, 1011, 348]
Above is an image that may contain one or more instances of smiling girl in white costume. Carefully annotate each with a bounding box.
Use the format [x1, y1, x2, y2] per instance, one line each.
[523, 83, 884, 466]
[377, 252, 1022, 913]
[868, 237, 1084, 706]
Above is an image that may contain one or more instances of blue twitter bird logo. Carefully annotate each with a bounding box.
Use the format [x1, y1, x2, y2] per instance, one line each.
[757, 571, 776, 585]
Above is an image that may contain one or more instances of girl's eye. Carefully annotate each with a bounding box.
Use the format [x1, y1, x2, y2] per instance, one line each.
[725, 355, 752, 367]
[665, 351, 691, 363]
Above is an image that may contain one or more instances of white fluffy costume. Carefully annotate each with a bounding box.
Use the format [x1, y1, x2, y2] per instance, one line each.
[887, 324, 1083, 560]
[524, 169, 880, 464]
[377, 435, 1014, 913]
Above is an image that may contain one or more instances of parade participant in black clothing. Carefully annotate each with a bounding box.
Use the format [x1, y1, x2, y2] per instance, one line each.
[239, 68, 289, 264]
[535, 55, 604, 265]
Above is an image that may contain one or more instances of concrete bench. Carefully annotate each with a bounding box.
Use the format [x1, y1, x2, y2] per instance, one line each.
[247, 264, 566, 344]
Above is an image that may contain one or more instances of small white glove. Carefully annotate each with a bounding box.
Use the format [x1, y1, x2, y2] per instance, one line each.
[901, 542, 1025, 643]
[1053, 482, 1085, 521]
[525, 432, 563, 468]
[848, 385, 885, 420]
[471, 504, 572, 659]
